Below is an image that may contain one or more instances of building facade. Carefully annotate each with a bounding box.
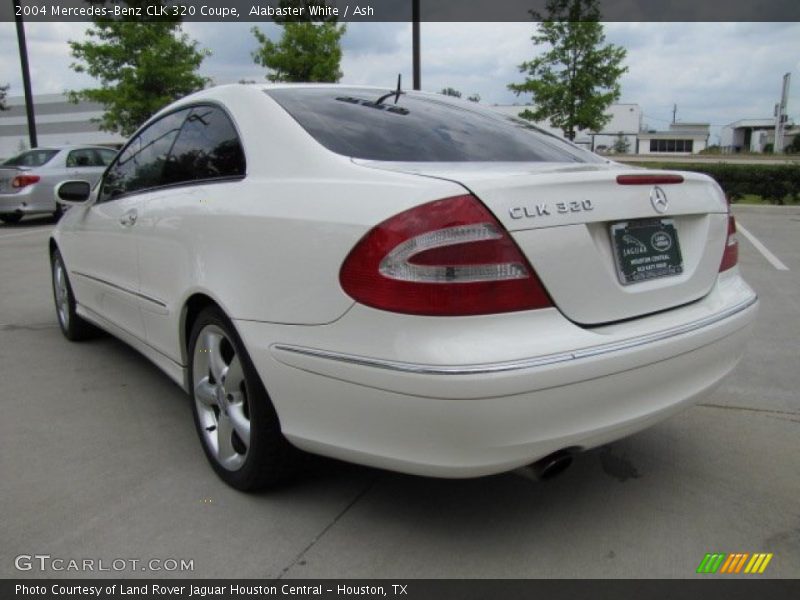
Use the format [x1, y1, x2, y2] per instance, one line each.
[637, 122, 710, 155]
[0, 94, 124, 160]
[720, 118, 797, 153]
[491, 104, 709, 155]
[762, 126, 799, 150]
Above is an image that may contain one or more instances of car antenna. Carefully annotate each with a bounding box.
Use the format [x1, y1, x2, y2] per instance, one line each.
[376, 74, 403, 105]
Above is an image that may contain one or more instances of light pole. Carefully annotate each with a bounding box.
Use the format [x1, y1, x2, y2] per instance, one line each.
[773, 73, 791, 154]
[13, 0, 37, 148]
[412, 0, 420, 90]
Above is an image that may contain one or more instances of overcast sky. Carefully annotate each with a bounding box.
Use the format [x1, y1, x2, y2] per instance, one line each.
[1, 21, 798, 143]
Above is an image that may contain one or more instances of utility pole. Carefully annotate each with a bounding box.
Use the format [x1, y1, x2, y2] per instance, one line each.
[412, 0, 420, 90]
[773, 72, 791, 154]
[672, 104, 677, 124]
[13, 0, 37, 148]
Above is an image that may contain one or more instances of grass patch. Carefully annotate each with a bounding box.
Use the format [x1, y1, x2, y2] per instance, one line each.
[736, 195, 769, 205]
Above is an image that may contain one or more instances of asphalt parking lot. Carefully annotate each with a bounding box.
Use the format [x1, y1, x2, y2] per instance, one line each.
[1, 205, 798, 579]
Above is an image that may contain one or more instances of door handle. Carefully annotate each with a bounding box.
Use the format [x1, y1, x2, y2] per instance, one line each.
[119, 210, 138, 227]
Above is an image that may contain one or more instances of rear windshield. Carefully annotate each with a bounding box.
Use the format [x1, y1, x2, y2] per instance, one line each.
[3, 149, 59, 167]
[265, 87, 601, 163]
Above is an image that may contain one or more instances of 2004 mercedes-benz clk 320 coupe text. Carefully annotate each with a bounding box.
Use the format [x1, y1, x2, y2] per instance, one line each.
[49, 84, 758, 490]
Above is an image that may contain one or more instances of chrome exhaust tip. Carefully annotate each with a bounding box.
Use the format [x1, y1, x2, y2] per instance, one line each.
[518, 450, 574, 481]
[536, 451, 573, 480]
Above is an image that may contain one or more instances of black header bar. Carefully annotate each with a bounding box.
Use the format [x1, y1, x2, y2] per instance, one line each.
[1, 0, 799, 23]
[4, 579, 800, 600]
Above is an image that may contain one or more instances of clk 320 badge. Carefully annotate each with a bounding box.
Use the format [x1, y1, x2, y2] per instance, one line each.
[509, 199, 594, 220]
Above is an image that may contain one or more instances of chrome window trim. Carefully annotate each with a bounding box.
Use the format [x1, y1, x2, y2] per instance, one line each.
[272, 295, 757, 376]
[97, 101, 246, 204]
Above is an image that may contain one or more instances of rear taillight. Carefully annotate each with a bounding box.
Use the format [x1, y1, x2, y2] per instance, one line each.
[12, 174, 40, 188]
[719, 212, 738, 272]
[339, 195, 552, 316]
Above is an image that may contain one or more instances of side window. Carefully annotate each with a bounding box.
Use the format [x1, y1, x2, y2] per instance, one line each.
[162, 106, 246, 186]
[98, 148, 118, 166]
[99, 109, 189, 202]
[67, 149, 106, 168]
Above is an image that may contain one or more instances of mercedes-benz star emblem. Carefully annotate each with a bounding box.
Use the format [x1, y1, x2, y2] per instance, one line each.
[650, 186, 669, 214]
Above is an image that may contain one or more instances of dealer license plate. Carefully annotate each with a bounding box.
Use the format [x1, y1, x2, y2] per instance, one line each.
[610, 219, 683, 285]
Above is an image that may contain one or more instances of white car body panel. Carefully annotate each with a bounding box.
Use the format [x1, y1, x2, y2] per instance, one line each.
[237, 271, 755, 476]
[354, 161, 728, 231]
[510, 214, 726, 324]
[63, 194, 146, 339]
[51, 84, 758, 479]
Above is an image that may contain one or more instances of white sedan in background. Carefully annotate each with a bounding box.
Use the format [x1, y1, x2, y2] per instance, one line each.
[49, 84, 757, 490]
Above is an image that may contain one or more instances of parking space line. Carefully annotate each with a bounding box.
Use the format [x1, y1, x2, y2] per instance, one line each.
[736, 223, 790, 271]
[0, 227, 52, 242]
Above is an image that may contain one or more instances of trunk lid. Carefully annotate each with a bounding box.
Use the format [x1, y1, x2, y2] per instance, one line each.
[354, 160, 730, 325]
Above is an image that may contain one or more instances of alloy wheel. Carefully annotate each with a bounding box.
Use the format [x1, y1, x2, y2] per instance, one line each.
[192, 325, 251, 471]
[52, 257, 70, 330]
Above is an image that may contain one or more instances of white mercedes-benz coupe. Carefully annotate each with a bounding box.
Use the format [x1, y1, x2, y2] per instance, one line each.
[49, 84, 757, 490]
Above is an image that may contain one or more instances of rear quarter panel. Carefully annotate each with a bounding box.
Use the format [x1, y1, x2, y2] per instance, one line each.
[135, 142, 463, 363]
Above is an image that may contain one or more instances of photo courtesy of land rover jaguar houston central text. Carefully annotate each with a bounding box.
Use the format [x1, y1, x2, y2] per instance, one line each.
[48, 84, 758, 490]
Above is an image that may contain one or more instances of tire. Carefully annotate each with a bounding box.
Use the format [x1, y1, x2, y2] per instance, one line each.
[50, 248, 97, 341]
[0, 213, 23, 224]
[188, 306, 295, 490]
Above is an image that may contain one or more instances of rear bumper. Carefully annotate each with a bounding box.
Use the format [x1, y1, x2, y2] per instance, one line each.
[0, 186, 54, 214]
[235, 271, 757, 477]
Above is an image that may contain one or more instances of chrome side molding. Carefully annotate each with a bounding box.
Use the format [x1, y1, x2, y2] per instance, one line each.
[272, 295, 758, 376]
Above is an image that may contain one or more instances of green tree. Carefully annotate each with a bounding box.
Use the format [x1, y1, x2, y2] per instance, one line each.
[440, 88, 481, 102]
[508, 0, 627, 140]
[251, 2, 345, 83]
[612, 132, 630, 154]
[68, 1, 209, 136]
[0, 84, 9, 111]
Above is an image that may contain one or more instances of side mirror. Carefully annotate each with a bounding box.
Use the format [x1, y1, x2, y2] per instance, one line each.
[56, 180, 92, 205]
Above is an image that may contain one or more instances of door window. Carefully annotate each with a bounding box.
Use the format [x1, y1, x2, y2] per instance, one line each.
[99, 109, 190, 202]
[67, 148, 108, 168]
